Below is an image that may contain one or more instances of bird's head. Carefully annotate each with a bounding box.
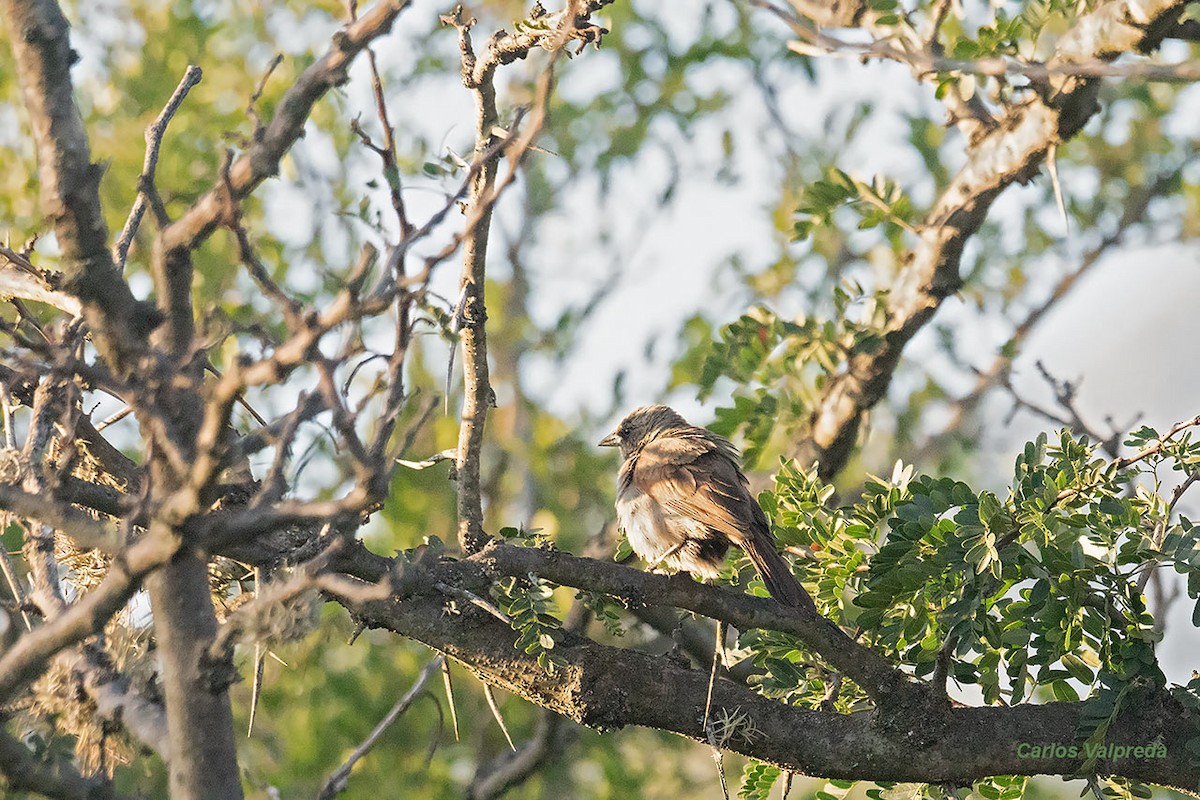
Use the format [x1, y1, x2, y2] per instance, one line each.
[598, 405, 689, 458]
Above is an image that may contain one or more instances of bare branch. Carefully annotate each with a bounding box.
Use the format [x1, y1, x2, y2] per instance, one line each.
[0, 245, 83, 316]
[0, 725, 128, 800]
[318, 655, 444, 799]
[113, 65, 203, 269]
[0, 529, 177, 703]
[916, 162, 1186, 460]
[335, 548, 1200, 789]
[446, 0, 611, 553]
[471, 542, 911, 704]
[0, 0, 159, 370]
[446, 6, 504, 555]
[21, 374, 75, 614]
[0, 483, 121, 553]
[466, 709, 576, 800]
[796, 0, 1192, 479]
[786, 28, 1200, 83]
[143, 543, 243, 800]
[159, 0, 415, 256]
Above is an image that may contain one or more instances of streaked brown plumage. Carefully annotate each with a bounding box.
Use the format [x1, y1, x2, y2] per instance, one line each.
[599, 405, 815, 611]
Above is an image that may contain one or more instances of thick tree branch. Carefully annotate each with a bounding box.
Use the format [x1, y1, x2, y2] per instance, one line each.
[144, 547, 242, 800]
[184, 479, 1200, 790]
[0, 0, 159, 371]
[0, 725, 125, 800]
[140, 375, 244, 800]
[0, 484, 120, 553]
[200, 505, 911, 704]
[796, 0, 1192, 479]
[335, 560, 1200, 790]
[471, 543, 914, 704]
[0, 530, 176, 703]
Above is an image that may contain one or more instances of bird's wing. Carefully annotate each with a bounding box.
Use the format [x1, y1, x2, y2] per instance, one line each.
[632, 435, 767, 546]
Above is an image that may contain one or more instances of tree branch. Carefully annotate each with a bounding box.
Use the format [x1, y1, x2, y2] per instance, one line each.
[158, 0, 414, 256]
[0, 245, 83, 316]
[0, 725, 126, 800]
[466, 708, 577, 800]
[470, 542, 913, 704]
[318, 655, 444, 799]
[0, 529, 177, 704]
[338, 555, 1200, 790]
[0, 484, 120, 553]
[0, 0, 160, 371]
[913, 161, 1189, 461]
[113, 65, 203, 269]
[447, 6, 502, 555]
[795, 0, 1192, 479]
[445, 0, 611, 554]
[145, 547, 244, 800]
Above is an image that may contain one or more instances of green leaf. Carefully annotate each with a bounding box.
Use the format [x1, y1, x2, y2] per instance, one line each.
[739, 760, 780, 800]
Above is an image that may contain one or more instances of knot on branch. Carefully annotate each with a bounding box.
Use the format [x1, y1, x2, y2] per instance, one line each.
[0, 448, 26, 484]
[870, 679, 952, 746]
[199, 644, 240, 694]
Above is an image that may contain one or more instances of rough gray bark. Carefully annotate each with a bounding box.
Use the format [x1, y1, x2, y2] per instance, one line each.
[326, 543, 1200, 791]
[144, 543, 243, 800]
[0, 0, 158, 371]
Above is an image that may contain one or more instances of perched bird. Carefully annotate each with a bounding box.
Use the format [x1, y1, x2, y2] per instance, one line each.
[599, 405, 815, 611]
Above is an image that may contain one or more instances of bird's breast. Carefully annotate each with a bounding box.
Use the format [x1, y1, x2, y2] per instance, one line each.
[615, 482, 710, 565]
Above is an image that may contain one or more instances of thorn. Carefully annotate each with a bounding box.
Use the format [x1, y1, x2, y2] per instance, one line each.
[396, 448, 458, 470]
[247, 643, 264, 737]
[482, 682, 517, 751]
[1047, 142, 1068, 234]
[441, 660, 460, 742]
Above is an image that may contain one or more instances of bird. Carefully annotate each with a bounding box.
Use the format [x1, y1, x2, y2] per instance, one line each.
[599, 405, 815, 612]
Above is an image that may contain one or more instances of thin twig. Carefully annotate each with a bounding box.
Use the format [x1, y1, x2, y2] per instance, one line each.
[782, 24, 1200, 83]
[1136, 468, 1200, 594]
[94, 405, 133, 432]
[0, 513, 32, 631]
[113, 65, 203, 268]
[318, 655, 444, 799]
[703, 618, 724, 735]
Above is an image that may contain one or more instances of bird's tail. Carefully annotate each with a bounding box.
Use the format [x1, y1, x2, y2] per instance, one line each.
[742, 535, 815, 612]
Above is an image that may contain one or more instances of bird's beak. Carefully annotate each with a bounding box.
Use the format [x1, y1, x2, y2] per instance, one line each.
[598, 431, 620, 448]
